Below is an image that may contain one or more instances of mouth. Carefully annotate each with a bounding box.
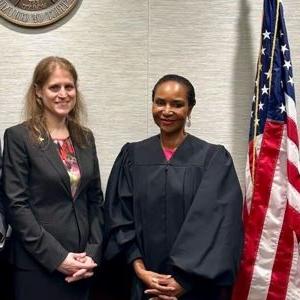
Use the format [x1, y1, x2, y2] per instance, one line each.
[160, 119, 175, 126]
[55, 100, 71, 105]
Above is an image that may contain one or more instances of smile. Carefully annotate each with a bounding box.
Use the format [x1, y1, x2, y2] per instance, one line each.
[160, 119, 175, 126]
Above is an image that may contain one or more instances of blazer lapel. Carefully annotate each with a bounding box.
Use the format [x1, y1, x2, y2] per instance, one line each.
[73, 144, 88, 200]
[41, 138, 72, 196]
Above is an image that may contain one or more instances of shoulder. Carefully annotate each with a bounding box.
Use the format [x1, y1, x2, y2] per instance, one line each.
[187, 135, 231, 165]
[132, 135, 158, 150]
[5, 122, 28, 136]
[116, 136, 158, 165]
[4, 122, 30, 143]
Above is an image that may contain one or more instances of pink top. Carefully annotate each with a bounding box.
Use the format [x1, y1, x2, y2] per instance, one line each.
[163, 147, 176, 161]
[53, 137, 81, 198]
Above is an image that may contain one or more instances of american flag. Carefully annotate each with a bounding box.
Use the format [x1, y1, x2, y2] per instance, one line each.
[232, 0, 300, 299]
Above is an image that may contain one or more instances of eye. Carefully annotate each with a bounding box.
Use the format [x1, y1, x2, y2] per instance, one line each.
[49, 85, 60, 92]
[172, 101, 185, 108]
[65, 84, 75, 91]
[154, 98, 165, 106]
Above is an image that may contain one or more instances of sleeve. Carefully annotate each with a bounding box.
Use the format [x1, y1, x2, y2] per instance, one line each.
[169, 146, 243, 291]
[84, 133, 104, 264]
[104, 143, 142, 264]
[2, 128, 68, 271]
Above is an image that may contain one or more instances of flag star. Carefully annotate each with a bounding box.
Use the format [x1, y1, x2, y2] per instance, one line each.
[281, 44, 289, 55]
[288, 76, 294, 86]
[283, 60, 292, 70]
[279, 103, 286, 113]
[261, 85, 269, 95]
[280, 30, 284, 36]
[261, 47, 266, 55]
[264, 69, 271, 79]
[258, 63, 263, 71]
[262, 30, 271, 39]
[254, 118, 260, 126]
[281, 81, 284, 88]
[259, 102, 264, 110]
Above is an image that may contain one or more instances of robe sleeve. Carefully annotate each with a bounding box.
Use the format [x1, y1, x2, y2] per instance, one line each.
[104, 143, 142, 263]
[169, 146, 243, 291]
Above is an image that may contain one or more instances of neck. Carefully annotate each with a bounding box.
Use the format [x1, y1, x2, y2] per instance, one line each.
[44, 113, 68, 138]
[160, 130, 186, 150]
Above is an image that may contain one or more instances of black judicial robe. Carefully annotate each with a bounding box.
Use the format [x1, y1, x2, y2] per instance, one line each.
[104, 134, 243, 300]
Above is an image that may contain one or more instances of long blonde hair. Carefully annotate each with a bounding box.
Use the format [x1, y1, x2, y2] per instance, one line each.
[24, 56, 90, 147]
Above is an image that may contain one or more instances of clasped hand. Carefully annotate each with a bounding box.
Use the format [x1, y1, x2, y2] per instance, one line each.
[133, 259, 184, 300]
[57, 252, 97, 283]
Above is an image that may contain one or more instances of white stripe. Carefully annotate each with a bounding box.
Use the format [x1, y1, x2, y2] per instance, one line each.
[248, 130, 287, 300]
[288, 182, 300, 213]
[285, 233, 300, 300]
[285, 93, 297, 125]
[246, 135, 263, 213]
[255, 134, 263, 157]
[287, 138, 300, 171]
[245, 156, 253, 213]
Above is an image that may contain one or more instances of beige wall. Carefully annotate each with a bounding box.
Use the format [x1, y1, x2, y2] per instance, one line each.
[0, 0, 299, 190]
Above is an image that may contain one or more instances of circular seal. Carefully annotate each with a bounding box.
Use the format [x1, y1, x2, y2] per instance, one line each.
[0, 0, 78, 27]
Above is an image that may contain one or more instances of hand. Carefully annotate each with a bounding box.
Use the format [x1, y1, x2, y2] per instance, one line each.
[65, 255, 97, 283]
[133, 259, 179, 298]
[145, 277, 184, 299]
[57, 252, 97, 276]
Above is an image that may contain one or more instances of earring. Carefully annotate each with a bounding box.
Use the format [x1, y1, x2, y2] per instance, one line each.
[186, 116, 191, 128]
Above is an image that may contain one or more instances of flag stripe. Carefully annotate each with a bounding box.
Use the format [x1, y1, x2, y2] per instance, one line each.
[287, 161, 300, 193]
[287, 138, 300, 171]
[285, 232, 300, 300]
[248, 124, 286, 300]
[287, 117, 299, 147]
[287, 183, 300, 213]
[265, 205, 293, 300]
[233, 121, 284, 300]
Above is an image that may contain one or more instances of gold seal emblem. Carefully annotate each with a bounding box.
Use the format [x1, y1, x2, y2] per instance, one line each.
[0, 0, 78, 27]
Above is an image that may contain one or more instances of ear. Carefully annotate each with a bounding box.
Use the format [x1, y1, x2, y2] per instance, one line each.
[187, 106, 193, 116]
[35, 84, 42, 99]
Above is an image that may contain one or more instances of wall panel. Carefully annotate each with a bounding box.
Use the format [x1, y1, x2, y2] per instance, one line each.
[0, 0, 299, 189]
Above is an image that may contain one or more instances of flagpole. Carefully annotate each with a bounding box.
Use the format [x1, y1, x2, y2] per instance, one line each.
[252, 10, 264, 180]
[269, 0, 280, 95]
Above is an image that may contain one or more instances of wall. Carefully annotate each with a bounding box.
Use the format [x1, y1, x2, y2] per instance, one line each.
[0, 0, 299, 189]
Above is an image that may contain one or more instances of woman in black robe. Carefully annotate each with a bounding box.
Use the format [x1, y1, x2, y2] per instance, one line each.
[104, 74, 243, 300]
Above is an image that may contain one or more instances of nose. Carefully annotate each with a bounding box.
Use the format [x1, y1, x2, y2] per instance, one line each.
[162, 104, 173, 116]
[58, 87, 67, 98]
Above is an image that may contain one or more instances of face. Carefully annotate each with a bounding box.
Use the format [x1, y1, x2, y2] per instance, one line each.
[36, 66, 76, 121]
[152, 81, 192, 135]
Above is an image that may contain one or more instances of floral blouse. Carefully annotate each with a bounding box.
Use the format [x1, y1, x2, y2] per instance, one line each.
[53, 137, 81, 198]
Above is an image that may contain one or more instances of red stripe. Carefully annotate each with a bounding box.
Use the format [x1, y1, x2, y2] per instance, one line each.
[288, 204, 300, 239]
[287, 116, 299, 147]
[232, 121, 284, 300]
[265, 204, 293, 300]
[287, 161, 300, 193]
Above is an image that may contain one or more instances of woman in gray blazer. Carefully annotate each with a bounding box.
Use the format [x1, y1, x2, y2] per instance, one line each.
[2, 57, 104, 300]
